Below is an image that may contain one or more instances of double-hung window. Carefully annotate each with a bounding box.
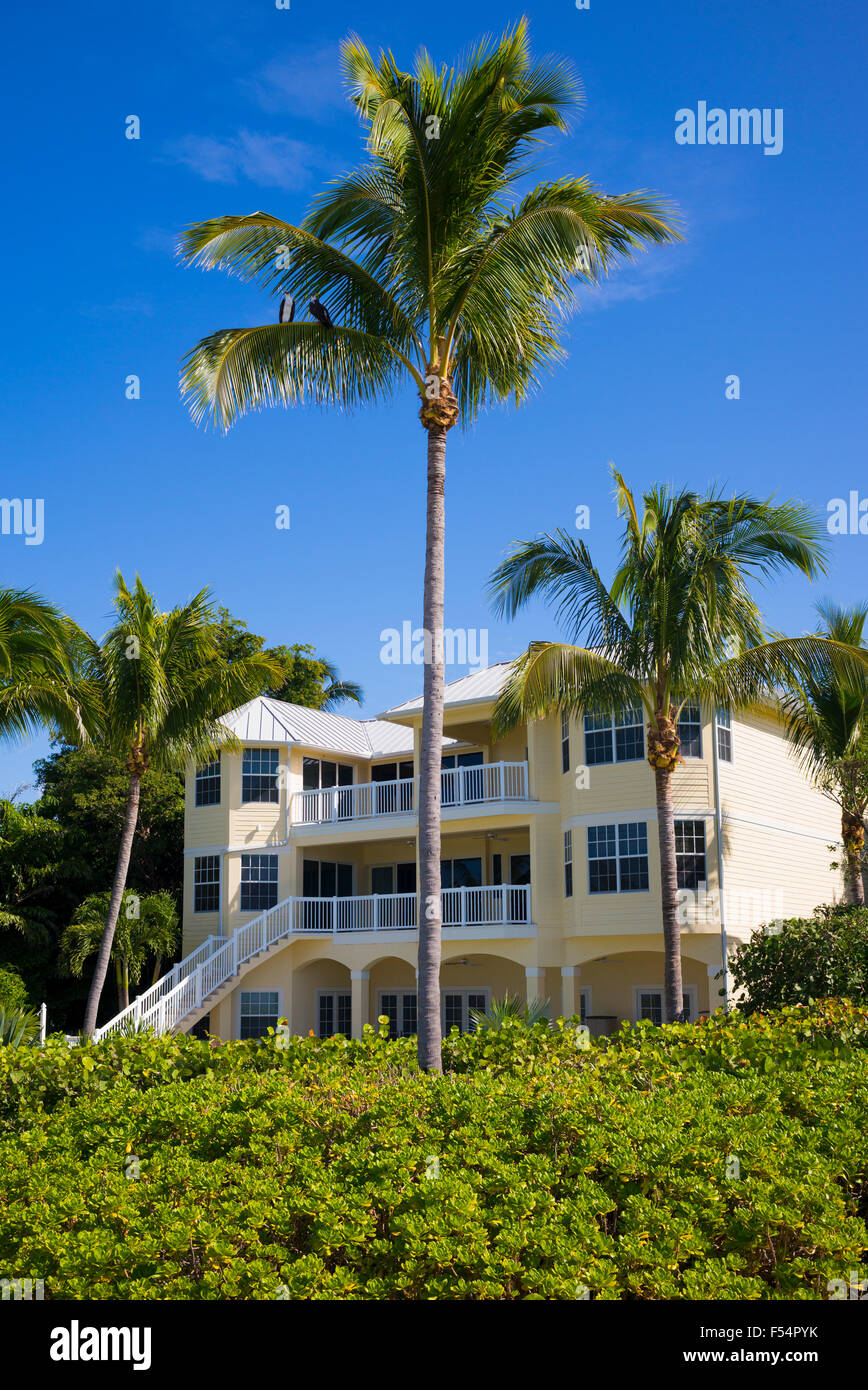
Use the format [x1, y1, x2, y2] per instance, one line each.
[588, 822, 649, 893]
[677, 703, 702, 758]
[242, 747, 279, 803]
[675, 819, 707, 890]
[635, 988, 696, 1024]
[240, 853, 279, 911]
[584, 706, 644, 765]
[564, 830, 573, 898]
[715, 708, 733, 762]
[193, 855, 220, 912]
[194, 758, 221, 807]
[561, 712, 570, 774]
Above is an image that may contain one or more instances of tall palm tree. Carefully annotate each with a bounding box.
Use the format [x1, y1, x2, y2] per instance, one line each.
[0, 588, 83, 743]
[178, 21, 681, 1070]
[782, 602, 868, 904]
[77, 573, 278, 1037]
[489, 474, 868, 1023]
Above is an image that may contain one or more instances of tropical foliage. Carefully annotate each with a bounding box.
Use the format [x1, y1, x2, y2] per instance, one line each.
[60, 891, 179, 1012]
[469, 991, 550, 1030]
[63, 573, 279, 1037]
[178, 20, 681, 1071]
[729, 903, 868, 1014]
[489, 474, 868, 1023]
[781, 602, 868, 903]
[0, 1000, 866, 1298]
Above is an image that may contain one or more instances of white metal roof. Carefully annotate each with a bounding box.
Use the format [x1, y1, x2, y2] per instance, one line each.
[380, 662, 515, 717]
[219, 696, 459, 760]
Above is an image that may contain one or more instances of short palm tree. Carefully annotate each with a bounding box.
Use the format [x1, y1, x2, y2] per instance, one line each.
[178, 21, 680, 1071]
[0, 588, 83, 743]
[489, 473, 868, 1023]
[782, 602, 868, 904]
[76, 573, 279, 1037]
[61, 889, 179, 1011]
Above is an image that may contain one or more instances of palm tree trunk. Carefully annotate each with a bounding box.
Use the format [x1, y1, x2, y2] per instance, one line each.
[82, 771, 142, 1038]
[417, 424, 447, 1072]
[114, 959, 125, 1012]
[654, 766, 684, 1022]
[842, 809, 865, 906]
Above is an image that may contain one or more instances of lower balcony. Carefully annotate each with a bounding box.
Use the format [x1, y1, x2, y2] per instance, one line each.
[269, 884, 532, 933]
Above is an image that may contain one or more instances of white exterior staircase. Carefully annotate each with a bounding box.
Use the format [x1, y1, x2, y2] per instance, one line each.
[93, 884, 532, 1040]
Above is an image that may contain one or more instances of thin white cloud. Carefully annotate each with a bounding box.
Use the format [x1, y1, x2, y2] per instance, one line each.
[240, 46, 347, 120]
[79, 296, 155, 319]
[166, 129, 322, 188]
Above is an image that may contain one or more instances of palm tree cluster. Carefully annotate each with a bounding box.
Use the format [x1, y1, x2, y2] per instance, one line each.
[490, 472, 868, 1022]
[1, 575, 278, 1036]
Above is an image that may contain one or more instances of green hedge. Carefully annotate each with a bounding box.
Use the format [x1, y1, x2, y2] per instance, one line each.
[0, 1000, 866, 1299]
[729, 903, 868, 1013]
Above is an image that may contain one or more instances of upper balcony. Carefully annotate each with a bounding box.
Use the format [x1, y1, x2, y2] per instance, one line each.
[291, 760, 530, 827]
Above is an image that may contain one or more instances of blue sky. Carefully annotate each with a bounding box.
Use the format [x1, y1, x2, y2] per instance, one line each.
[2, 0, 866, 796]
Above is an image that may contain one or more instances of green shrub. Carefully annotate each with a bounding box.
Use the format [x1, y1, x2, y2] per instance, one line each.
[0, 1002, 866, 1300]
[729, 903, 868, 1014]
[0, 966, 27, 1013]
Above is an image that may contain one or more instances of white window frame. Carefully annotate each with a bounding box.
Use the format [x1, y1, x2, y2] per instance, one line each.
[442, 987, 491, 1034]
[194, 757, 221, 807]
[377, 987, 491, 1037]
[561, 711, 570, 774]
[240, 853, 280, 913]
[715, 708, 734, 764]
[675, 818, 708, 890]
[193, 854, 221, 914]
[316, 989, 352, 1038]
[677, 702, 703, 759]
[583, 705, 645, 766]
[237, 988, 284, 1039]
[564, 829, 573, 898]
[587, 822, 650, 894]
[241, 746, 280, 804]
[632, 985, 698, 1024]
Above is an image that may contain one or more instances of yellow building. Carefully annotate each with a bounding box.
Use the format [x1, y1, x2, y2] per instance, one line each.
[94, 664, 844, 1041]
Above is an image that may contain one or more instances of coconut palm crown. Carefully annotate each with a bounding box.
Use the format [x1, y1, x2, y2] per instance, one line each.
[781, 601, 868, 904]
[489, 472, 868, 1023]
[177, 21, 681, 1072]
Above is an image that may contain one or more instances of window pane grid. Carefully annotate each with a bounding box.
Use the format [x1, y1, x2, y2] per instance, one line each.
[242, 747, 279, 803]
[677, 703, 702, 759]
[194, 758, 221, 807]
[240, 854, 279, 912]
[584, 707, 644, 765]
[588, 822, 649, 893]
[675, 819, 707, 890]
[193, 855, 220, 912]
[240, 991, 279, 1040]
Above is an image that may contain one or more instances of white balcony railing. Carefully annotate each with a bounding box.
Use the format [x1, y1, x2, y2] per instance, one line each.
[93, 886, 531, 1040]
[292, 761, 529, 825]
[293, 777, 415, 825]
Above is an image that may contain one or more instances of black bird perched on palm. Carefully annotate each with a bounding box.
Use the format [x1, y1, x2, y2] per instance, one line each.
[308, 299, 334, 329]
[278, 293, 295, 324]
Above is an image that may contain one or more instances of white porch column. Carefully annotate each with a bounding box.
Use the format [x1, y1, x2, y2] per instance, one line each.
[351, 970, 370, 1040]
[560, 965, 579, 1019]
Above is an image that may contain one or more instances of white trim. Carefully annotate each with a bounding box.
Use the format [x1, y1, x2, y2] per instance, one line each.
[563, 807, 716, 830]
